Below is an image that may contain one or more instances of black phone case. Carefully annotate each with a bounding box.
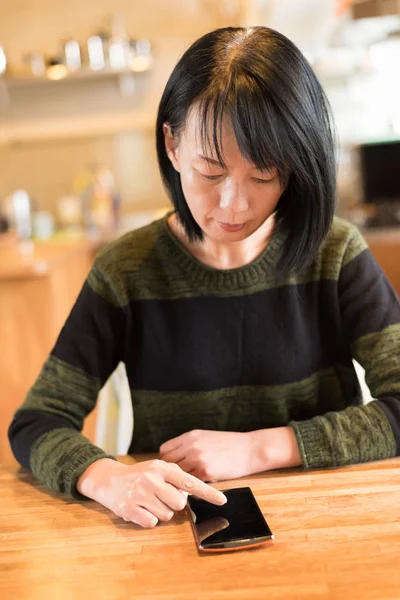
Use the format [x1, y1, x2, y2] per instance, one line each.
[187, 486, 274, 552]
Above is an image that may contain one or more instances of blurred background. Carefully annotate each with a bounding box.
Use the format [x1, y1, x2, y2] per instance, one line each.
[1, 0, 400, 464]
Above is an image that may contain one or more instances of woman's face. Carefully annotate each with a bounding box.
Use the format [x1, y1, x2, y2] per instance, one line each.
[164, 105, 285, 242]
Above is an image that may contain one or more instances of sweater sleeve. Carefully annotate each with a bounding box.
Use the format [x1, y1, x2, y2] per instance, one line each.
[8, 255, 126, 499]
[290, 227, 400, 469]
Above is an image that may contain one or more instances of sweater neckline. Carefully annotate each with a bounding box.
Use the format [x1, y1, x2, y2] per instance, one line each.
[156, 211, 284, 289]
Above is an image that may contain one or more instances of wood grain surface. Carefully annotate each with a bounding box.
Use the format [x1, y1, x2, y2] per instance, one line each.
[1, 454, 400, 599]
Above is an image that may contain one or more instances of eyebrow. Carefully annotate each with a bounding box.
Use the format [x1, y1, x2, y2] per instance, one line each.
[196, 154, 225, 166]
[196, 153, 276, 176]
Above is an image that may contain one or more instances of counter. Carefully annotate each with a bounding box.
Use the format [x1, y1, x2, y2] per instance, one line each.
[0, 238, 97, 281]
[0, 238, 100, 464]
[363, 227, 400, 298]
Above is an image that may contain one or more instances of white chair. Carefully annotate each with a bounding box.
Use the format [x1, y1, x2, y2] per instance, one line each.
[95, 362, 133, 455]
[353, 359, 374, 404]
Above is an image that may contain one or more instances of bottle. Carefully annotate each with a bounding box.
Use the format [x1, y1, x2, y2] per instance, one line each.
[108, 14, 132, 70]
[63, 38, 82, 72]
[0, 202, 9, 233]
[46, 57, 68, 80]
[5, 190, 32, 240]
[23, 53, 46, 77]
[87, 34, 106, 71]
[131, 39, 153, 72]
[0, 45, 7, 76]
[90, 165, 121, 232]
[74, 165, 120, 234]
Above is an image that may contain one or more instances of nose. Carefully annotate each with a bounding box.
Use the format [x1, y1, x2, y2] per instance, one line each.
[219, 180, 249, 214]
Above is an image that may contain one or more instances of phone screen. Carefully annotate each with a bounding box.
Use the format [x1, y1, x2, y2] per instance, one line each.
[187, 486, 274, 552]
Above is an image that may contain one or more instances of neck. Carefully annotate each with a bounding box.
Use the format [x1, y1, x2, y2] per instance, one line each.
[168, 213, 276, 270]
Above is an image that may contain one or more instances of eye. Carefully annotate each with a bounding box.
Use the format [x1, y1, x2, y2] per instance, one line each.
[201, 173, 223, 180]
[252, 177, 274, 184]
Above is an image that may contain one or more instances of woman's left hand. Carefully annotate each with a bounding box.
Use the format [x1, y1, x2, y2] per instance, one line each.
[159, 430, 257, 482]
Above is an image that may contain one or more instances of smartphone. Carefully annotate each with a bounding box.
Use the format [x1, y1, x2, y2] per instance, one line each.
[187, 486, 274, 552]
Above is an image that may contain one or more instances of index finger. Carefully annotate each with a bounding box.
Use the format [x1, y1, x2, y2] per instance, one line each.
[165, 465, 227, 506]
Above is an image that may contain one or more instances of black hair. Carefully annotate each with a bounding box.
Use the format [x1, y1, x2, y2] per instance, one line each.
[156, 26, 337, 276]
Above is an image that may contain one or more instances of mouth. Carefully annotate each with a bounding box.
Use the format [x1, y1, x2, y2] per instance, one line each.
[218, 222, 246, 232]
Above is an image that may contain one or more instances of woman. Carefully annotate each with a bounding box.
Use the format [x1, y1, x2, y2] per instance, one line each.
[8, 26, 400, 528]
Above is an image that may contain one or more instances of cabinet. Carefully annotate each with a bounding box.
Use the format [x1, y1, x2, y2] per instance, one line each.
[351, 0, 400, 19]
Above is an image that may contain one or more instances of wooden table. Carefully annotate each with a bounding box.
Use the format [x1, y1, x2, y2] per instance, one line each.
[1, 455, 400, 599]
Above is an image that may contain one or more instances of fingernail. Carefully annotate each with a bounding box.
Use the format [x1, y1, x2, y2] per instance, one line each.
[216, 493, 227, 505]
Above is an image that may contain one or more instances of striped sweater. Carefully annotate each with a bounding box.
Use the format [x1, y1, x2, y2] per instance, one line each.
[8, 213, 400, 500]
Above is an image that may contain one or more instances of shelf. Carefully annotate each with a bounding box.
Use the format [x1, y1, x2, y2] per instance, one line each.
[2, 65, 153, 89]
[0, 60, 157, 144]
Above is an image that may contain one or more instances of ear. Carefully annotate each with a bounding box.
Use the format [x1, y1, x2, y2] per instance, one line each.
[163, 123, 181, 173]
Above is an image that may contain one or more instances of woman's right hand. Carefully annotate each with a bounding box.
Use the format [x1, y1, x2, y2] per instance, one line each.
[76, 458, 227, 528]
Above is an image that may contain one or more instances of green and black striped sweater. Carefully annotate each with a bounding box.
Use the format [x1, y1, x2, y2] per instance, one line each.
[8, 213, 400, 499]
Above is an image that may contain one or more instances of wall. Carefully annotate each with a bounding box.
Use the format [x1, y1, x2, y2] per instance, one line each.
[0, 1, 222, 212]
[0, 130, 168, 213]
